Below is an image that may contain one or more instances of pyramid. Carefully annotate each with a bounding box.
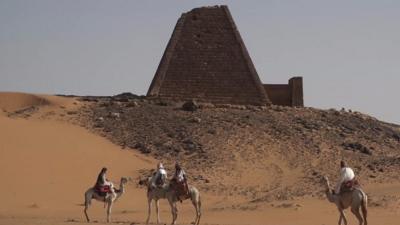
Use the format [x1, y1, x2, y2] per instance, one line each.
[147, 5, 271, 106]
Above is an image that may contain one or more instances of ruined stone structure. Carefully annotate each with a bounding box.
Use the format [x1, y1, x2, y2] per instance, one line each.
[264, 77, 303, 107]
[147, 5, 303, 107]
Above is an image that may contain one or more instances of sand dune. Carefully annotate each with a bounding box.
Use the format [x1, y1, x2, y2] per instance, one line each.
[0, 93, 399, 225]
[0, 115, 154, 213]
[0, 92, 50, 113]
[0, 92, 82, 118]
[0, 93, 156, 221]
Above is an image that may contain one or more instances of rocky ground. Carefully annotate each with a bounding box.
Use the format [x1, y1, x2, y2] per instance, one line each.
[76, 94, 400, 204]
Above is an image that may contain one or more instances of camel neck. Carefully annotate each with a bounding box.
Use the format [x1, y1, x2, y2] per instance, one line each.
[325, 189, 334, 202]
[116, 182, 125, 197]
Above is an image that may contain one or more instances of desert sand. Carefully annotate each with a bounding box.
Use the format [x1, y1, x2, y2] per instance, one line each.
[0, 92, 399, 225]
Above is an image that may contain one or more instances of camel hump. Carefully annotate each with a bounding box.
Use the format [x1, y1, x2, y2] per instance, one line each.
[354, 187, 366, 195]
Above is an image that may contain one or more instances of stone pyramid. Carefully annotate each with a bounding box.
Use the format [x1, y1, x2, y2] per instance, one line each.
[147, 5, 271, 105]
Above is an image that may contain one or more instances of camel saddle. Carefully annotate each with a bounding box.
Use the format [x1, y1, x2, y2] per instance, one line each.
[340, 179, 360, 193]
[95, 185, 112, 197]
[155, 174, 166, 187]
[172, 179, 189, 200]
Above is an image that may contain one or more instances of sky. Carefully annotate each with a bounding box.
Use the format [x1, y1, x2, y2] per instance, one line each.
[0, 0, 399, 124]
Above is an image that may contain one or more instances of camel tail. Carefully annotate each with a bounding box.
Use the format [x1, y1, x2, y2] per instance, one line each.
[361, 191, 368, 225]
[197, 193, 202, 225]
[198, 193, 202, 214]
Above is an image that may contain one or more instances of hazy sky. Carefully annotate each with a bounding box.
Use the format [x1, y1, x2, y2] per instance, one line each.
[0, 0, 399, 124]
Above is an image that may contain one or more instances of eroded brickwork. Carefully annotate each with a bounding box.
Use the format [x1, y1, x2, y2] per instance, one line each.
[289, 77, 303, 107]
[147, 6, 270, 105]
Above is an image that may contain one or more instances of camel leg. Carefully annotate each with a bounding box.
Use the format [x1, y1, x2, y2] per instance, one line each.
[156, 200, 161, 224]
[106, 201, 112, 223]
[84, 192, 92, 222]
[340, 210, 347, 225]
[173, 203, 178, 225]
[146, 198, 152, 224]
[84, 205, 90, 222]
[191, 195, 201, 225]
[362, 206, 368, 225]
[361, 194, 368, 225]
[169, 200, 178, 225]
[338, 208, 347, 225]
[351, 206, 363, 225]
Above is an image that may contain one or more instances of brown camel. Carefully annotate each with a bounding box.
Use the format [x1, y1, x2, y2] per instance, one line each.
[323, 176, 368, 225]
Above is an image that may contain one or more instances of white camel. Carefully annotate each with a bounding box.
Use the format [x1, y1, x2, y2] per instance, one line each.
[323, 176, 368, 225]
[139, 176, 201, 225]
[84, 177, 128, 223]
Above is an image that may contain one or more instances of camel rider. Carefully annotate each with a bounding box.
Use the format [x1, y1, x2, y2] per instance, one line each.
[95, 167, 115, 195]
[335, 160, 355, 194]
[152, 162, 167, 188]
[172, 162, 189, 201]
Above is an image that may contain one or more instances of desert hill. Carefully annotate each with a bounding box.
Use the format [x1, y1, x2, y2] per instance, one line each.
[77, 96, 400, 204]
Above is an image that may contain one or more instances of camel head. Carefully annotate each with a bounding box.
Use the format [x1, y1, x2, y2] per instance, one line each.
[120, 177, 128, 185]
[113, 177, 128, 197]
[138, 176, 150, 186]
[322, 176, 333, 192]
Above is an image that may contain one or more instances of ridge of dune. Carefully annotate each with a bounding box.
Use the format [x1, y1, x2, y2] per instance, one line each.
[0, 92, 83, 119]
[0, 92, 50, 113]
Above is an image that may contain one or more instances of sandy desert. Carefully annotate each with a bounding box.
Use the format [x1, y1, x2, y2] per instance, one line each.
[0, 92, 399, 225]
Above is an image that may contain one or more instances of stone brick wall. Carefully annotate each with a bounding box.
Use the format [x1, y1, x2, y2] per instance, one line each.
[147, 5, 270, 106]
[263, 77, 304, 107]
[264, 84, 291, 106]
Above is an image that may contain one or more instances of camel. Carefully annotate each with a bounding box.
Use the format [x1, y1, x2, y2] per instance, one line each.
[139, 176, 201, 225]
[323, 176, 368, 225]
[84, 177, 128, 223]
